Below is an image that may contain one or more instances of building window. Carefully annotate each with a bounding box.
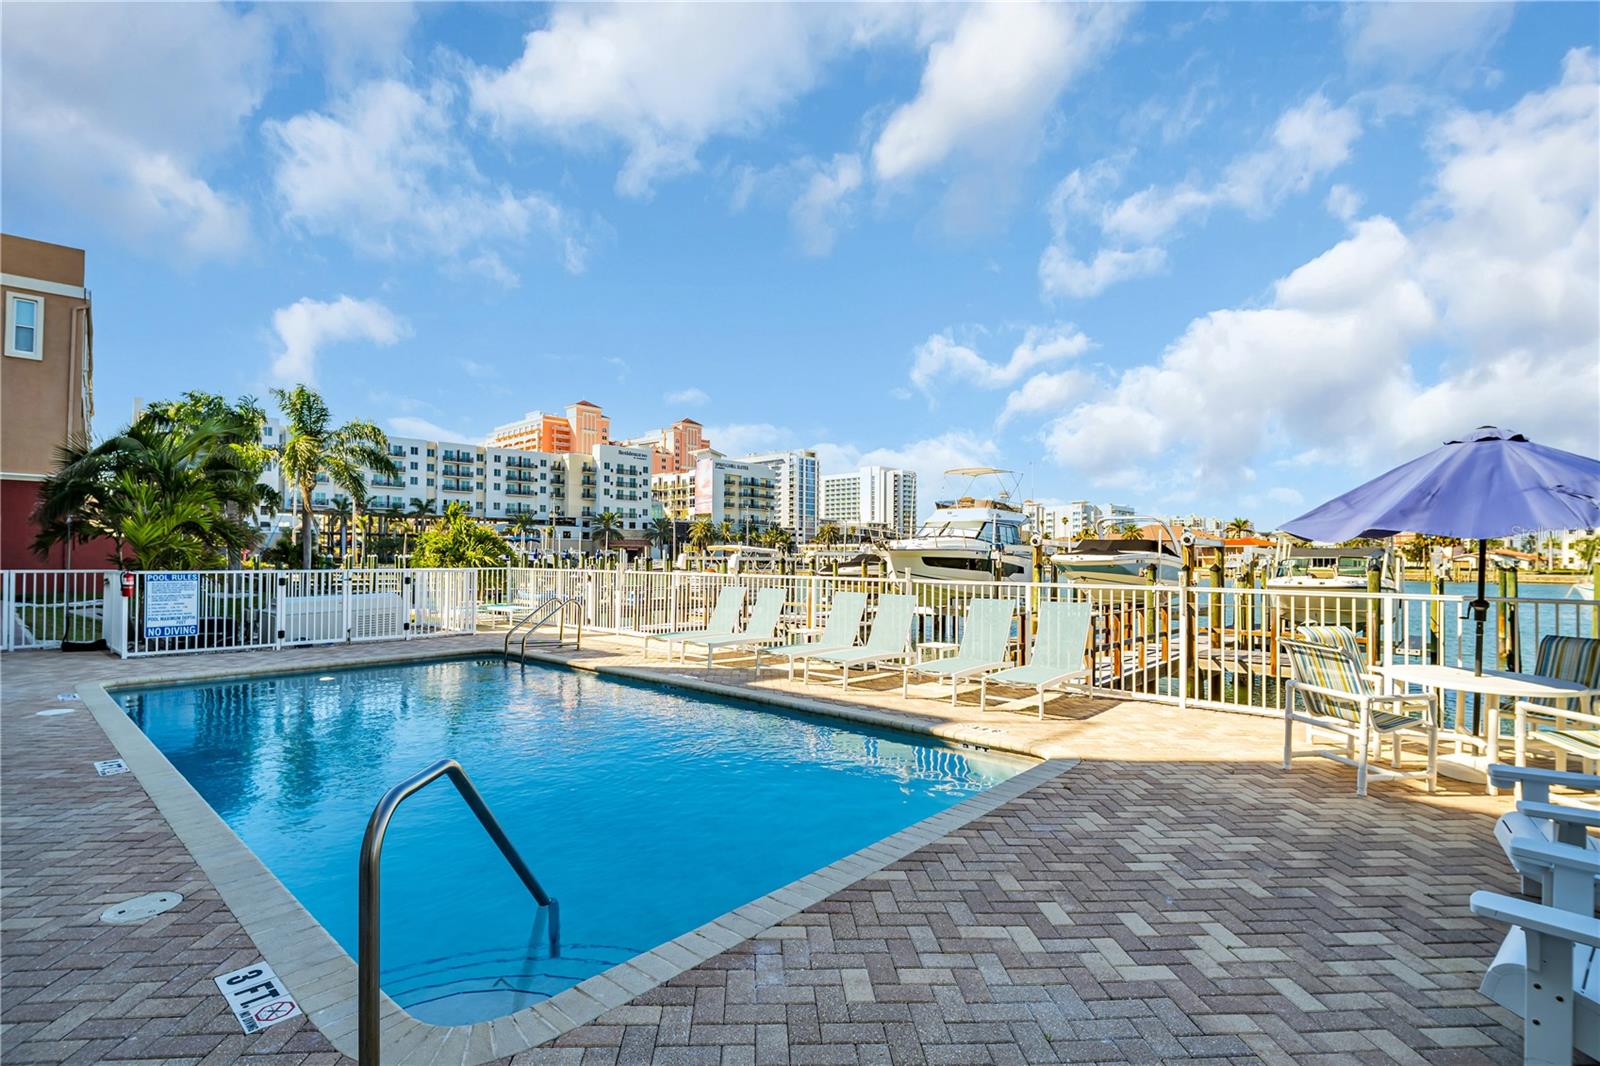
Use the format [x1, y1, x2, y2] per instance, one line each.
[5, 293, 42, 359]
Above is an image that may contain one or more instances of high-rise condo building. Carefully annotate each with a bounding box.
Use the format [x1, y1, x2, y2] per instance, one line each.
[620, 418, 710, 474]
[486, 400, 610, 455]
[740, 449, 819, 540]
[820, 466, 917, 538]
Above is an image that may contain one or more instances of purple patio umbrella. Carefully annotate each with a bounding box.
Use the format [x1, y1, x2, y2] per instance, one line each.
[1282, 427, 1600, 686]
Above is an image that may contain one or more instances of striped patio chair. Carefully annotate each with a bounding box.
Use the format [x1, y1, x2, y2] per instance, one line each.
[1283, 638, 1438, 796]
[1515, 636, 1600, 772]
[1297, 623, 1364, 662]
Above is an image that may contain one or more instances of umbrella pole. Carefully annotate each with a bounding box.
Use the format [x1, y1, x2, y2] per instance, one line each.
[1470, 538, 1488, 733]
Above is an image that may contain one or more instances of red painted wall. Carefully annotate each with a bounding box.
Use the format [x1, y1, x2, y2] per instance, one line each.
[0, 480, 121, 570]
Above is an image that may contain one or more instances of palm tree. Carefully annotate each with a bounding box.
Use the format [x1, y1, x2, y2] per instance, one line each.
[814, 522, 842, 548]
[594, 510, 623, 557]
[412, 503, 513, 568]
[687, 518, 716, 553]
[330, 470, 374, 569]
[398, 497, 433, 566]
[140, 391, 272, 568]
[762, 526, 796, 553]
[1224, 516, 1254, 538]
[508, 512, 540, 563]
[644, 516, 675, 560]
[271, 385, 399, 570]
[1118, 522, 1143, 540]
[32, 414, 261, 568]
[328, 495, 355, 564]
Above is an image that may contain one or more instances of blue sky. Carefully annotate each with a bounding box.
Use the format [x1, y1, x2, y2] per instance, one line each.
[3, 2, 1596, 524]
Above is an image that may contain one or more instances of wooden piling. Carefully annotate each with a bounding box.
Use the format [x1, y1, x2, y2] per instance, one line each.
[1496, 565, 1512, 670]
[1506, 566, 1520, 672]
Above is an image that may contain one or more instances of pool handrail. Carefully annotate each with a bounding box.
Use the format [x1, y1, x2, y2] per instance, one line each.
[502, 593, 583, 659]
[358, 757, 558, 1065]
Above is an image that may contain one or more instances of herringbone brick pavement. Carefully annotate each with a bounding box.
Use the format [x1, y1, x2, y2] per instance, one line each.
[3, 638, 1523, 1064]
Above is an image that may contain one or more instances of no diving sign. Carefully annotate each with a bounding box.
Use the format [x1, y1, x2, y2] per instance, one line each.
[214, 961, 302, 1034]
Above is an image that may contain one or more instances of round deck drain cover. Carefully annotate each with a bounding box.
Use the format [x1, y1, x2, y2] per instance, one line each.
[101, 892, 183, 924]
[36, 707, 77, 717]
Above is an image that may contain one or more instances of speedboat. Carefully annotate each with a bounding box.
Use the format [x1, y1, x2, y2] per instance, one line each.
[1051, 537, 1182, 585]
[1050, 516, 1199, 586]
[882, 468, 1034, 582]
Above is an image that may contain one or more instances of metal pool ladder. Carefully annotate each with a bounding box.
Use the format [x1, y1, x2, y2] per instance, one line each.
[358, 758, 559, 1065]
[502, 595, 583, 660]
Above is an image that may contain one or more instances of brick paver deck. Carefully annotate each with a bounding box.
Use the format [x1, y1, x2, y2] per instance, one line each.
[2, 634, 1524, 1064]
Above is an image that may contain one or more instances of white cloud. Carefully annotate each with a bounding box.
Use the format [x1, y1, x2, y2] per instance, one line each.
[1037, 50, 1599, 499]
[998, 368, 1095, 426]
[1039, 244, 1169, 299]
[910, 325, 1091, 397]
[1343, 3, 1513, 79]
[872, 3, 1128, 182]
[387, 416, 475, 444]
[270, 296, 410, 385]
[665, 387, 710, 406]
[1325, 183, 1364, 221]
[266, 79, 589, 280]
[469, 4, 869, 198]
[1, 3, 269, 259]
[705, 423, 795, 456]
[1041, 94, 1362, 299]
[1109, 94, 1362, 242]
[291, 3, 419, 86]
[790, 154, 864, 256]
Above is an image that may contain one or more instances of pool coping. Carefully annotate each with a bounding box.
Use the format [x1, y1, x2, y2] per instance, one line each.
[77, 653, 1077, 1065]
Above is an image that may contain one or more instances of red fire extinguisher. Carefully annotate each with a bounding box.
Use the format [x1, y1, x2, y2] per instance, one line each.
[120, 571, 134, 598]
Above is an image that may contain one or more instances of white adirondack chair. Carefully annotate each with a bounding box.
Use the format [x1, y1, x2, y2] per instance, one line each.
[1472, 836, 1600, 1065]
[1487, 764, 1600, 901]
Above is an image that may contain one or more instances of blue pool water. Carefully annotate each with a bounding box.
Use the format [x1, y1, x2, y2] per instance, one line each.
[116, 657, 1028, 1024]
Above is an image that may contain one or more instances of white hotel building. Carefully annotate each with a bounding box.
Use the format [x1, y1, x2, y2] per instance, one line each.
[821, 465, 917, 538]
[259, 422, 653, 550]
[741, 449, 819, 541]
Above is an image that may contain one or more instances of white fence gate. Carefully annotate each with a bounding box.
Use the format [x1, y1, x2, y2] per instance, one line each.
[1, 569, 113, 651]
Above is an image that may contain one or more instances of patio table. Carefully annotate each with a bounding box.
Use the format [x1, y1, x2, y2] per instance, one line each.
[1374, 663, 1600, 791]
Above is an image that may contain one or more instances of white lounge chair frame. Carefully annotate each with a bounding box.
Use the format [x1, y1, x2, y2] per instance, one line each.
[679, 587, 787, 668]
[798, 594, 917, 688]
[978, 601, 1092, 719]
[754, 592, 868, 679]
[901, 598, 1015, 706]
[643, 585, 745, 661]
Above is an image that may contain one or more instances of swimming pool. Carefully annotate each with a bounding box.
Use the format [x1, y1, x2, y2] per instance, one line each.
[116, 656, 1029, 1025]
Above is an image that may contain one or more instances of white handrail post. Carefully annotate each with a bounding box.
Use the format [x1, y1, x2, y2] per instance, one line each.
[1, 570, 12, 653]
[468, 570, 479, 633]
[1177, 570, 1190, 711]
[343, 570, 354, 642]
[274, 574, 288, 649]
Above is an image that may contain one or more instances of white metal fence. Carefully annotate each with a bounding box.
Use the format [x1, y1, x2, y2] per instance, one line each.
[470, 566, 1597, 726]
[30, 567, 480, 657]
[2, 569, 113, 651]
[7, 566, 1596, 727]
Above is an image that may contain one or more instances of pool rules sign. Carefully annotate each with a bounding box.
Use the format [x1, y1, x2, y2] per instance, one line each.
[143, 573, 199, 639]
[214, 961, 302, 1034]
